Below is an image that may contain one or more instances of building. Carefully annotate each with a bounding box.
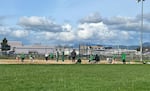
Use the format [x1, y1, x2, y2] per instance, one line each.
[7, 41, 78, 55]
[80, 45, 105, 55]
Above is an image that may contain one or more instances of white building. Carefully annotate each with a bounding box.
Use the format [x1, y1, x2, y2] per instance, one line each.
[8, 41, 77, 55]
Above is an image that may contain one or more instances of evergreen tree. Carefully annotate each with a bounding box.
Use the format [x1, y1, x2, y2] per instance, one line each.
[1, 38, 10, 51]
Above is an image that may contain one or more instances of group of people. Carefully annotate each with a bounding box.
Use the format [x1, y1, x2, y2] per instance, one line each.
[89, 54, 100, 63]
[44, 50, 62, 62]
[16, 53, 35, 62]
[15, 50, 127, 64]
[44, 49, 77, 62]
[108, 53, 127, 64]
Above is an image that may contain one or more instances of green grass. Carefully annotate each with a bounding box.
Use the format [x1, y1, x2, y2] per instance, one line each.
[0, 64, 150, 91]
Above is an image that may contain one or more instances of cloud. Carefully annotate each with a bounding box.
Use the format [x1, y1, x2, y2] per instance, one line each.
[79, 13, 150, 33]
[77, 23, 95, 39]
[62, 24, 73, 32]
[144, 13, 150, 22]
[25, 31, 75, 45]
[18, 16, 63, 32]
[0, 16, 7, 26]
[76, 13, 143, 44]
[11, 30, 29, 38]
[79, 13, 102, 24]
[76, 22, 134, 43]
[0, 16, 7, 21]
[1, 12, 149, 45]
[103, 15, 150, 32]
[17, 14, 144, 45]
[58, 31, 76, 41]
[0, 26, 11, 35]
[137, 13, 150, 22]
[0, 26, 29, 38]
[103, 16, 138, 25]
[40, 31, 75, 42]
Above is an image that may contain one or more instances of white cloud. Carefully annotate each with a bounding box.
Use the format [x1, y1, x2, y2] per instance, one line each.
[77, 13, 148, 45]
[103, 15, 150, 32]
[44, 32, 57, 40]
[79, 12, 102, 23]
[77, 23, 94, 39]
[31, 30, 75, 42]
[16, 14, 149, 45]
[42, 31, 75, 42]
[77, 22, 116, 40]
[62, 24, 73, 32]
[0, 26, 29, 40]
[103, 16, 137, 25]
[58, 31, 75, 41]
[19, 16, 51, 26]
[1, 13, 149, 45]
[0, 26, 11, 35]
[18, 16, 63, 32]
[11, 30, 29, 38]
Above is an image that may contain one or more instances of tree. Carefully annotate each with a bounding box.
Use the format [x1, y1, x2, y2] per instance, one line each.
[136, 47, 144, 52]
[136, 47, 140, 51]
[1, 38, 10, 51]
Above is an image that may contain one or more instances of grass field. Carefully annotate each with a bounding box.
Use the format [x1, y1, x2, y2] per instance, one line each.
[0, 64, 150, 91]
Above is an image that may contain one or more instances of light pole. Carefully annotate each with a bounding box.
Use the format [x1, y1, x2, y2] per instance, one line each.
[140, 0, 143, 62]
[137, 0, 145, 62]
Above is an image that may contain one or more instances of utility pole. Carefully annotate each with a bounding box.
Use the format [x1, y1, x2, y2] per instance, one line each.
[140, 0, 143, 62]
[137, 0, 145, 62]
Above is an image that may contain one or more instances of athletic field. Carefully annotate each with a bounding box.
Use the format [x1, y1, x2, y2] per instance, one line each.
[0, 64, 150, 91]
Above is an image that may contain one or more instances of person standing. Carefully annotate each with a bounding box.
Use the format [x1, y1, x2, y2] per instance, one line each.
[112, 54, 117, 64]
[56, 50, 59, 62]
[62, 51, 65, 62]
[45, 53, 49, 61]
[20, 53, 25, 62]
[29, 54, 34, 62]
[94, 54, 100, 63]
[121, 53, 126, 64]
[89, 54, 94, 62]
[49, 53, 54, 60]
[16, 54, 20, 61]
[71, 49, 76, 62]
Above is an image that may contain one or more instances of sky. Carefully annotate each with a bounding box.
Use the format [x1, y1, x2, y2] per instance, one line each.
[0, 0, 150, 46]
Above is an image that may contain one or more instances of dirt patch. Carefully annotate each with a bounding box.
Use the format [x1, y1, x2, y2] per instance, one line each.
[0, 59, 142, 64]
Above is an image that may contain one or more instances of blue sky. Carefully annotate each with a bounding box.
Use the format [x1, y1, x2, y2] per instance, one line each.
[0, 0, 150, 46]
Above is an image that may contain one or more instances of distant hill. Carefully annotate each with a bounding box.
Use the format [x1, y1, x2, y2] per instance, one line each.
[105, 45, 139, 50]
[73, 42, 150, 50]
[143, 42, 150, 47]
